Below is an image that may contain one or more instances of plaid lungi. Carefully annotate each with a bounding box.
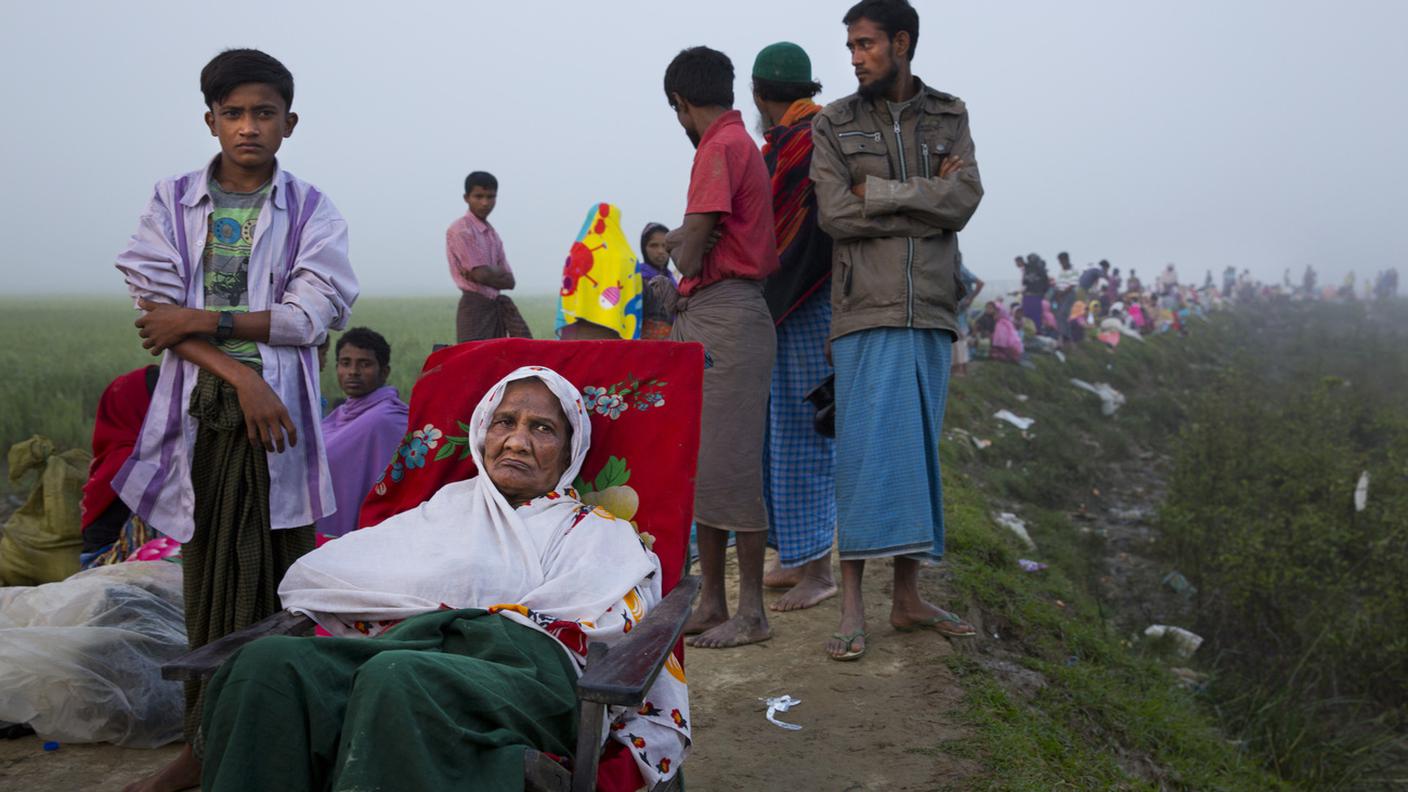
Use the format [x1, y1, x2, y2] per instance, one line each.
[763, 287, 835, 567]
[184, 370, 315, 748]
[833, 328, 952, 562]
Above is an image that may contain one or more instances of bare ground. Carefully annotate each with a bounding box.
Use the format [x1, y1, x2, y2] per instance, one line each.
[0, 548, 977, 792]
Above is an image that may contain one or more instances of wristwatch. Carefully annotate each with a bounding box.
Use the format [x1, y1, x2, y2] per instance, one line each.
[215, 311, 236, 341]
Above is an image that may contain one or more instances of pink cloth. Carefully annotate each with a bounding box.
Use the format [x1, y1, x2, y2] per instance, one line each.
[314, 386, 409, 538]
[446, 211, 512, 299]
[679, 110, 780, 297]
[991, 303, 1025, 359]
[1041, 300, 1058, 331]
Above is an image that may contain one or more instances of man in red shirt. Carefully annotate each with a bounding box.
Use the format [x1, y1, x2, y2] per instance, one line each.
[664, 46, 781, 649]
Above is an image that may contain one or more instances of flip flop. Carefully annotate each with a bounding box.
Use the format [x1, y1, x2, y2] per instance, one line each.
[828, 630, 867, 661]
[894, 611, 976, 638]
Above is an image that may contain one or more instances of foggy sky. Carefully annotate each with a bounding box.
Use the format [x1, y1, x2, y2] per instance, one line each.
[2, 0, 1404, 298]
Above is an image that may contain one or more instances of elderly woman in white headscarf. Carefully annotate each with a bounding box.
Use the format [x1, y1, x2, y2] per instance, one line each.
[200, 367, 690, 792]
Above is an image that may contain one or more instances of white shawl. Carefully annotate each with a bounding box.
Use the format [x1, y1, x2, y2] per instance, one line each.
[277, 366, 690, 784]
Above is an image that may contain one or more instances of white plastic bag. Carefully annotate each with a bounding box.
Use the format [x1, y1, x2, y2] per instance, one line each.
[0, 561, 186, 747]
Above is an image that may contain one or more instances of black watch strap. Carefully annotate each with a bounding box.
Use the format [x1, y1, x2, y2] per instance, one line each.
[215, 311, 236, 341]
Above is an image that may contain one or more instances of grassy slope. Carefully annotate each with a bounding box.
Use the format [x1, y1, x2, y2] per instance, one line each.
[0, 295, 562, 453]
[933, 312, 1286, 790]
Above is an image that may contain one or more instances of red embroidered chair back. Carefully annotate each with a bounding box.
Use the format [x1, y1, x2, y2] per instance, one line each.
[359, 338, 703, 598]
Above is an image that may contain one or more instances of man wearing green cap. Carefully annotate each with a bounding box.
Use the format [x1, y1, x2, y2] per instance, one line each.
[812, 0, 984, 661]
[752, 42, 840, 613]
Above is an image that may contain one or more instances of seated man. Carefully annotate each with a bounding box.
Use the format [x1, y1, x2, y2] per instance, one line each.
[201, 367, 689, 791]
[315, 328, 409, 538]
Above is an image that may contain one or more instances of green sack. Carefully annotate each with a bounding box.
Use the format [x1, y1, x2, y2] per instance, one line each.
[0, 436, 91, 586]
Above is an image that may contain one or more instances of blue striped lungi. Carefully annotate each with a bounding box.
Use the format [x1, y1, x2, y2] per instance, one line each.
[763, 288, 835, 567]
[832, 327, 952, 562]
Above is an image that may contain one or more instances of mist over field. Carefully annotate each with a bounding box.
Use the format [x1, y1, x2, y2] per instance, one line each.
[1, 1, 1405, 298]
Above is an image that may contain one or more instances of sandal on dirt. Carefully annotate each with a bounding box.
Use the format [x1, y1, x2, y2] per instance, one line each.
[894, 611, 977, 638]
[828, 630, 867, 661]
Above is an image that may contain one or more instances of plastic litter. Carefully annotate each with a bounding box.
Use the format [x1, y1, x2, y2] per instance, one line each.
[1016, 394, 1029, 402]
[760, 695, 803, 731]
[1170, 667, 1208, 692]
[1070, 379, 1126, 416]
[1143, 625, 1204, 658]
[994, 512, 1036, 549]
[1162, 571, 1197, 597]
[1018, 559, 1048, 573]
[950, 429, 991, 450]
[0, 562, 187, 747]
[1054, 350, 1067, 363]
[1354, 471, 1369, 513]
[42, 741, 59, 752]
[993, 410, 1035, 431]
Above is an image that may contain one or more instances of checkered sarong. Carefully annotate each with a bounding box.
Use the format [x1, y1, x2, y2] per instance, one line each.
[184, 370, 315, 748]
[764, 288, 835, 567]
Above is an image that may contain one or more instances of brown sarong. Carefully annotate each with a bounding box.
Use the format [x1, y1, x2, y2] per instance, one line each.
[456, 291, 534, 342]
[669, 279, 775, 532]
[185, 370, 315, 750]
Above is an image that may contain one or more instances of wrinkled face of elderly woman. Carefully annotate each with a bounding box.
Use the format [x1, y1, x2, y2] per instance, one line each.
[484, 379, 574, 505]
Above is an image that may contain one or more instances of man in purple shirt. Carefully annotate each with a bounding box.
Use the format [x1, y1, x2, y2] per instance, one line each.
[116, 49, 357, 792]
[316, 328, 409, 539]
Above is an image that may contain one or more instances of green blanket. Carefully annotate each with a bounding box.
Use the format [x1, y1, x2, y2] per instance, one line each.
[203, 608, 580, 792]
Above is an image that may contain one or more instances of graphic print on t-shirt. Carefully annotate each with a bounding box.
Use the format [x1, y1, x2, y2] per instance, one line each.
[203, 179, 270, 366]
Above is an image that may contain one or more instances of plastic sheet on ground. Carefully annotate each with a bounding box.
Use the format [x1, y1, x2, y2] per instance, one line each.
[0, 561, 187, 747]
[993, 410, 1035, 431]
[760, 695, 803, 731]
[950, 429, 991, 450]
[1018, 559, 1048, 573]
[1070, 379, 1127, 416]
[1354, 470, 1369, 512]
[1143, 624, 1203, 658]
[994, 512, 1036, 549]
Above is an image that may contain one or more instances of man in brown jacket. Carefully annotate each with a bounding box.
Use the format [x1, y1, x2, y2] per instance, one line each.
[811, 0, 983, 661]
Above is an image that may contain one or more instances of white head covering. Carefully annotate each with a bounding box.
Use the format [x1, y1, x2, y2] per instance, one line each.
[463, 366, 592, 535]
[279, 366, 652, 635]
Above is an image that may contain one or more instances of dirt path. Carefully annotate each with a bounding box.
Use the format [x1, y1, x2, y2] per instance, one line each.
[0, 548, 976, 791]
[685, 549, 976, 791]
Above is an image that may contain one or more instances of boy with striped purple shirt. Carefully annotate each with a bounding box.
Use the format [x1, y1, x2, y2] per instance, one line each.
[115, 48, 357, 791]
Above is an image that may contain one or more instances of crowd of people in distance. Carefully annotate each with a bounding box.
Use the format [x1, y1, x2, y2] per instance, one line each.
[958, 255, 1399, 367]
[1, 1, 1401, 790]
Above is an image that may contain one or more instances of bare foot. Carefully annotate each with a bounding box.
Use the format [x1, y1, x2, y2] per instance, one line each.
[762, 561, 802, 590]
[826, 610, 867, 660]
[123, 743, 201, 792]
[688, 612, 771, 648]
[683, 600, 728, 636]
[772, 575, 839, 612]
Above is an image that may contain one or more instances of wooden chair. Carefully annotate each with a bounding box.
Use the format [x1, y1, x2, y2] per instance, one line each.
[164, 339, 705, 792]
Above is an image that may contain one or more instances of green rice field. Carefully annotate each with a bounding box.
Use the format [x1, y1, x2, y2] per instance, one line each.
[0, 295, 561, 482]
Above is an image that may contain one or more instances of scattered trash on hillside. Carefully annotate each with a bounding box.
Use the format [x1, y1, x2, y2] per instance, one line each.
[1162, 571, 1197, 597]
[1144, 625, 1204, 658]
[994, 512, 1036, 549]
[1018, 559, 1048, 573]
[1054, 350, 1067, 364]
[1016, 394, 1029, 402]
[1169, 667, 1208, 692]
[1354, 470, 1369, 512]
[993, 410, 1035, 431]
[760, 695, 803, 731]
[1069, 379, 1127, 416]
[950, 428, 992, 450]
